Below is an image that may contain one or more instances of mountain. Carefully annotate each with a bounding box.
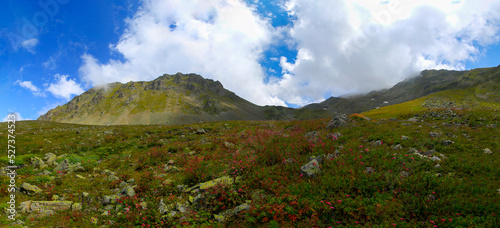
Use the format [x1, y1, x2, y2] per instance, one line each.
[301, 65, 500, 116]
[38, 65, 500, 125]
[38, 73, 267, 125]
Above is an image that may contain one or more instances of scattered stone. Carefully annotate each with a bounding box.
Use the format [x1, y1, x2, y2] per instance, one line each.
[300, 159, 321, 178]
[30, 201, 73, 211]
[54, 159, 70, 172]
[327, 132, 342, 140]
[196, 129, 206, 134]
[119, 186, 136, 197]
[400, 171, 409, 177]
[37, 170, 51, 176]
[26, 209, 55, 219]
[308, 155, 324, 164]
[105, 175, 120, 182]
[43, 153, 57, 165]
[167, 160, 175, 166]
[435, 164, 441, 169]
[483, 148, 493, 155]
[326, 113, 351, 129]
[429, 131, 442, 138]
[68, 163, 86, 172]
[199, 175, 241, 190]
[188, 151, 197, 156]
[164, 165, 180, 173]
[76, 174, 86, 180]
[31, 157, 47, 169]
[224, 142, 235, 149]
[52, 195, 60, 201]
[422, 150, 436, 156]
[401, 136, 410, 140]
[392, 144, 403, 150]
[371, 140, 383, 146]
[284, 158, 294, 164]
[365, 167, 376, 174]
[407, 117, 419, 122]
[20, 183, 42, 195]
[441, 140, 455, 146]
[102, 195, 120, 205]
[305, 131, 320, 142]
[72, 203, 82, 211]
[430, 156, 441, 162]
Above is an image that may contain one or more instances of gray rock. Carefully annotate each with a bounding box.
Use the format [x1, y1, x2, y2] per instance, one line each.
[429, 131, 442, 138]
[392, 144, 403, 150]
[326, 113, 350, 129]
[300, 159, 321, 178]
[365, 167, 376, 174]
[31, 157, 47, 169]
[43, 153, 57, 165]
[68, 163, 85, 172]
[401, 136, 410, 140]
[483, 148, 493, 155]
[430, 156, 441, 162]
[119, 186, 136, 197]
[196, 129, 206, 134]
[105, 175, 120, 182]
[441, 140, 455, 146]
[407, 117, 419, 122]
[305, 131, 320, 142]
[20, 183, 42, 195]
[54, 159, 70, 172]
[371, 140, 383, 146]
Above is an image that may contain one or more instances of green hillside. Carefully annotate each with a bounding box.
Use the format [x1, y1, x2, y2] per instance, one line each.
[2, 101, 498, 227]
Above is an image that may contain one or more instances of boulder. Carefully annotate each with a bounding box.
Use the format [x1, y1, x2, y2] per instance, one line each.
[43, 153, 57, 165]
[199, 176, 240, 190]
[31, 157, 47, 169]
[300, 159, 321, 178]
[54, 159, 70, 172]
[68, 163, 86, 172]
[20, 183, 42, 195]
[441, 140, 455, 146]
[119, 186, 136, 197]
[326, 113, 350, 129]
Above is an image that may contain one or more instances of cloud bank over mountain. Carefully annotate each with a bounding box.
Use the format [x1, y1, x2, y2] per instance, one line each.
[79, 0, 500, 106]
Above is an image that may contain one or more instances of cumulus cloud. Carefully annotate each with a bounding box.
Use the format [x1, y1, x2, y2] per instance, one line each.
[79, 0, 285, 106]
[15, 80, 44, 96]
[78, 0, 500, 107]
[21, 38, 39, 54]
[274, 0, 500, 105]
[47, 74, 84, 100]
[2, 112, 25, 122]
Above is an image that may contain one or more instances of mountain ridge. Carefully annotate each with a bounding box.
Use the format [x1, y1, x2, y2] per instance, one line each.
[38, 65, 500, 125]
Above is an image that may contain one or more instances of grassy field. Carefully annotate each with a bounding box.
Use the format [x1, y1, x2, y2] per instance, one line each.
[1, 101, 499, 227]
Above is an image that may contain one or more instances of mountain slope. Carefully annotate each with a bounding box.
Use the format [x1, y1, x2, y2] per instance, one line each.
[302, 65, 500, 116]
[38, 65, 500, 125]
[38, 73, 266, 125]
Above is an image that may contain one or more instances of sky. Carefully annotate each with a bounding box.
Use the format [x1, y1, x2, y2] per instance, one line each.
[1, 0, 500, 121]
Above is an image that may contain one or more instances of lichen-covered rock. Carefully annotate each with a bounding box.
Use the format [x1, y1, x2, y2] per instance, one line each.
[199, 176, 240, 190]
[300, 159, 321, 178]
[102, 195, 120, 205]
[31, 157, 47, 169]
[72, 203, 82, 211]
[20, 183, 42, 195]
[54, 159, 70, 172]
[119, 186, 136, 197]
[68, 163, 85, 172]
[43, 153, 57, 165]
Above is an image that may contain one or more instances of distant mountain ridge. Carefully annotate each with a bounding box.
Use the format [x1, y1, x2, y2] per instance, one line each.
[38, 65, 500, 125]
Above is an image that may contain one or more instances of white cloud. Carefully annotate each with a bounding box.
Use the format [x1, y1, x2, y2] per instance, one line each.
[21, 38, 39, 54]
[37, 102, 65, 116]
[272, 0, 500, 105]
[78, 0, 500, 107]
[15, 80, 44, 96]
[2, 112, 25, 122]
[79, 0, 284, 106]
[47, 74, 84, 100]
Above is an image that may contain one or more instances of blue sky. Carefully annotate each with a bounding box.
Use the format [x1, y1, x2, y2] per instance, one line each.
[1, 0, 500, 121]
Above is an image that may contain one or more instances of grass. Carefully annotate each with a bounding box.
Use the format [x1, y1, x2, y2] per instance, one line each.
[0, 103, 498, 227]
